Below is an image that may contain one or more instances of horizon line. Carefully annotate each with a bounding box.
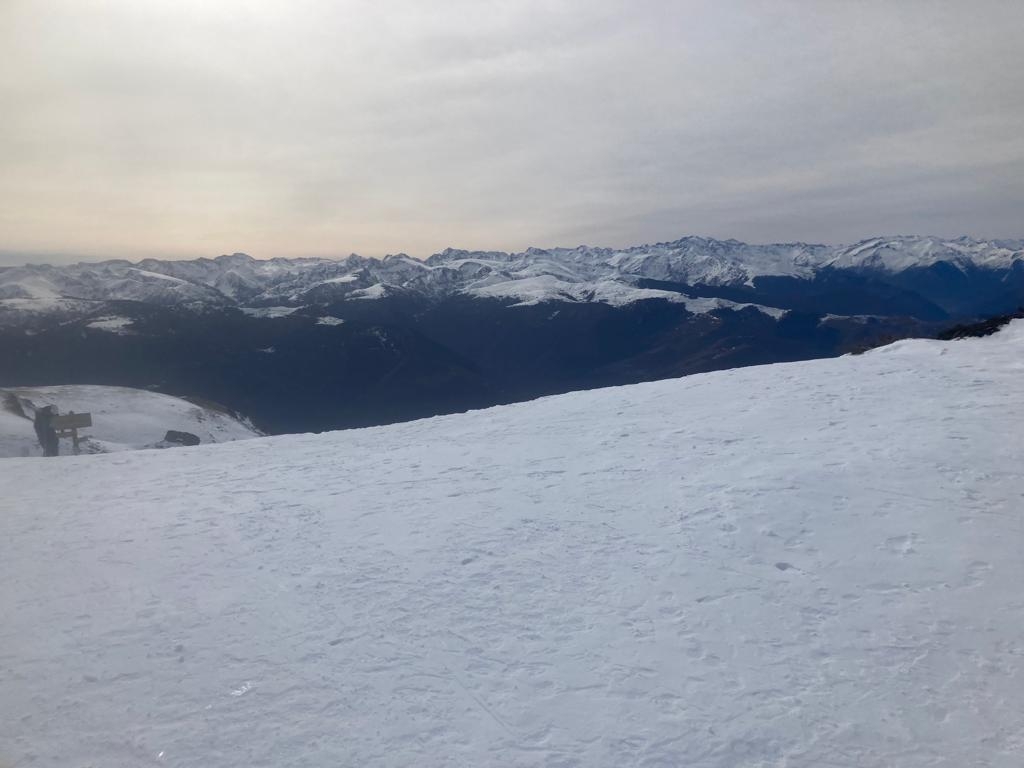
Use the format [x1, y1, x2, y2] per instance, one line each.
[3, 231, 1022, 269]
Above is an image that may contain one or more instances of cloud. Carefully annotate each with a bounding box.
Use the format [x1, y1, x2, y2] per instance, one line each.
[1, 0, 1022, 264]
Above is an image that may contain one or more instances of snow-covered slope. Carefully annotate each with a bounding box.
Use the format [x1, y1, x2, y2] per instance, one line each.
[2, 325, 1023, 766]
[0, 385, 260, 457]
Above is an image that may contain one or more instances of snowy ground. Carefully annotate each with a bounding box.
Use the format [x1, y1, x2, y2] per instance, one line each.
[0, 385, 260, 457]
[1, 325, 1023, 767]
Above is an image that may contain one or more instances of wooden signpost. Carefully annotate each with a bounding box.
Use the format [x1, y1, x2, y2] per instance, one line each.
[51, 411, 92, 455]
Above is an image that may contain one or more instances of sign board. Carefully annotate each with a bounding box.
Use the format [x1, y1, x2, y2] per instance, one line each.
[51, 412, 92, 430]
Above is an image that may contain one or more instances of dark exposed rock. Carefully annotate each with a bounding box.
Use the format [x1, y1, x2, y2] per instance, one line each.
[164, 430, 200, 446]
[936, 309, 1024, 340]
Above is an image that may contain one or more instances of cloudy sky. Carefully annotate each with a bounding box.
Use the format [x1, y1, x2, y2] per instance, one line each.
[2, 0, 1022, 264]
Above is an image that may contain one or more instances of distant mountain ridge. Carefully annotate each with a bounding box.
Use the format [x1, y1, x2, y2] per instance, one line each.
[1, 234, 1021, 323]
[1, 233, 1021, 435]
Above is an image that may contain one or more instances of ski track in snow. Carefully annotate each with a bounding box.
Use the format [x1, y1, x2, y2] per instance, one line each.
[2, 325, 1024, 767]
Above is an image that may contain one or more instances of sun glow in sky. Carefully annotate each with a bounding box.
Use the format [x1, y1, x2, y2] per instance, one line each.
[2, 0, 1023, 264]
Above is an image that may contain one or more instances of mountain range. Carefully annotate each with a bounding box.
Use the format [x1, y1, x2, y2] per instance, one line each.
[2, 234, 1021, 433]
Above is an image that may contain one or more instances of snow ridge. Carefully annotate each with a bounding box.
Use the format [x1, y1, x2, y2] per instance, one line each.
[0, 384, 260, 457]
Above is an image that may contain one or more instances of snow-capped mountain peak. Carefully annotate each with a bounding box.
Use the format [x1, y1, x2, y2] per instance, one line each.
[1, 234, 1020, 326]
[827, 235, 1024, 272]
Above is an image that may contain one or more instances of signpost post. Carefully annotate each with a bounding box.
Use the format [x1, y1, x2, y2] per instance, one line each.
[50, 411, 92, 455]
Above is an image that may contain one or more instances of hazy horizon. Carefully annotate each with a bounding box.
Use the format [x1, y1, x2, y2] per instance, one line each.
[3, 0, 1023, 266]
[4, 229, 1024, 270]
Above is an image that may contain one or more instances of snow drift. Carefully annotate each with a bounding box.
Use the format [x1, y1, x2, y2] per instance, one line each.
[1, 324, 1023, 766]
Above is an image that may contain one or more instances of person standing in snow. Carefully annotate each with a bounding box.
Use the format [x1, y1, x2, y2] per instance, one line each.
[33, 405, 59, 457]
